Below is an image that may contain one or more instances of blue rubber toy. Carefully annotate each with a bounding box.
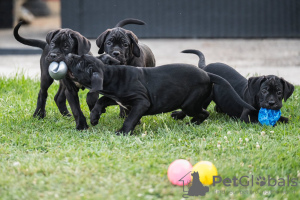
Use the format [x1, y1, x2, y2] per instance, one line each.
[258, 108, 281, 126]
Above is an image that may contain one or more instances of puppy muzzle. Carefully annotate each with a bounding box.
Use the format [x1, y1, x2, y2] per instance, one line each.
[109, 52, 126, 65]
[261, 102, 281, 110]
[46, 52, 64, 62]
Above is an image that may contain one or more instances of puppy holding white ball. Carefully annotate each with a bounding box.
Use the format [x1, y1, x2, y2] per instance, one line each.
[48, 61, 68, 80]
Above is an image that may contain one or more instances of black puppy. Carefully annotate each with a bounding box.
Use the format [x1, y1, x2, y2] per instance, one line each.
[96, 18, 156, 118]
[14, 21, 92, 130]
[64, 53, 255, 134]
[177, 49, 294, 124]
[96, 18, 156, 67]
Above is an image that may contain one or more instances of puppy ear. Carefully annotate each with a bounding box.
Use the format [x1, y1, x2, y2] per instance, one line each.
[71, 32, 91, 55]
[96, 29, 112, 54]
[280, 78, 294, 102]
[247, 76, 267, 96]
[90, 72, 103, 93]
[127, 31, 141, 57]
[46, 29, 61, 44]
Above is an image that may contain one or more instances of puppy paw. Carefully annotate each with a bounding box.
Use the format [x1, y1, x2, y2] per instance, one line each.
[33, 110, 46, 119]
[171, 111, 186, 120]
[278, 116, 289, 124]
[90, 110, 101, 126]
[115, 129, 130, 136]
[115, 130, 123, 136]
[65, 113, 72, 117]
[62, 112, 72, 117]
[76, 123, 89, 130]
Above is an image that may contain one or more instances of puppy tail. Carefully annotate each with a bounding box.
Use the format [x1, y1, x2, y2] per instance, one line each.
[181, 49, 206, 69]
[13, 21, 47, 50]
[115, 18, 145, 28]
[208, 72, 256, 111]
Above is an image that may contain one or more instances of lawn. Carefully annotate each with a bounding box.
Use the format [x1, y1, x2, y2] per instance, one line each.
[0, 75, 299, 200]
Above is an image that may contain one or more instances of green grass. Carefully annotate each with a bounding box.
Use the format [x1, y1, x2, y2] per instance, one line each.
[0, 75, 299, 200]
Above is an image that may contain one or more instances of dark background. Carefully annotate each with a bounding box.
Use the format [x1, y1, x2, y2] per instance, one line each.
[61, 0, 300, 38]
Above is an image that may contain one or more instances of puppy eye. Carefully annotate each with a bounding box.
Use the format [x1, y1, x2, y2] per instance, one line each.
[277, 91, 282, 95]
[123, 43, 129, 48]
[261, 89, 268, 94]
[106, 41, 112, 45]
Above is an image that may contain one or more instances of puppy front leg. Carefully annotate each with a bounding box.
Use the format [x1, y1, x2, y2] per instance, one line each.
[116, 100, 150, 135]
[90, 96, 117, 126]
[240, 109, 259, 123]
[63, 80, 88, 130]
[33, 73, 54, 118]
[54, 82, 71, 117]
[278, 116, 289, 124]
[171, 110, 187, 120]
[86, 91, 99, 111]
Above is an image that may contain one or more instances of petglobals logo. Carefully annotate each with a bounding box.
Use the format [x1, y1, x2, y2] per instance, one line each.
[179, 171, 210, 198]
[179, 173, 298, 198]
[212, 175, 298, 187]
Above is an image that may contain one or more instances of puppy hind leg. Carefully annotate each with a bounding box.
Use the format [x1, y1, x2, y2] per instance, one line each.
[240, 109, 259, 123]
[180, 88, 211, 124]
[33, 74, 54, 119]
[181, 106, 210, 125]
[181, 98, 210, 125]
[172, 90, 209, 121]
[54, 83, 71, 117]
[202, 90, 213, 110]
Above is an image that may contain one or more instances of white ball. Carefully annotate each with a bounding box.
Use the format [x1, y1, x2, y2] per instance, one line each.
[48, 61, 68, 80]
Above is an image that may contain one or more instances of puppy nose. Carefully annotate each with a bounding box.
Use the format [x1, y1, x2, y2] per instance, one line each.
[50, 53, 57, 59]
[112, 51, 120, 56]
[268, 100, 275, 106]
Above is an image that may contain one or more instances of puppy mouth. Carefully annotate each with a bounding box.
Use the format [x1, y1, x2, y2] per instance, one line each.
[268, 106, 281, 110]
[261, 104, 281, 110]
[46, 54, 64, 63]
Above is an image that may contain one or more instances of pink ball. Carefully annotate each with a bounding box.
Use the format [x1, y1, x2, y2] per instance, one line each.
[167, 159, 193, 186]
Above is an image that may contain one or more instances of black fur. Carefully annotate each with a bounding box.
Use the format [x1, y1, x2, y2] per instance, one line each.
[64, 54, 255, 134]
[179, 49, 294, 124]
[14, 21, 93, 130]
[96, 18, 156, 118]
